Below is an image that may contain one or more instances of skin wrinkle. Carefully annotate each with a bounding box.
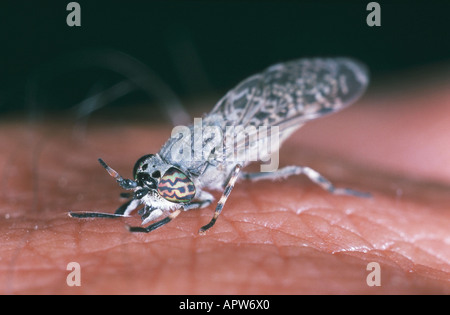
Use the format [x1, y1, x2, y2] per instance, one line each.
[3, 232, 28, 294]
[232, 200, 440, 278]
[1, 78, 450, 293]
[352, 205, 448, 272]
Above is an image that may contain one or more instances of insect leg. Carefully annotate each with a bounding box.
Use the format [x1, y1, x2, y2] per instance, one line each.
[183, 191, 214, 210]
[127, 209, 181, 233]
[69, 199, 140, 218]
[198, 164, 242, 235]
[184, 200, 212, 210]
[242, 166, 370, 197]
[129, 192, 214, 233]
[114, 199, 141, 215]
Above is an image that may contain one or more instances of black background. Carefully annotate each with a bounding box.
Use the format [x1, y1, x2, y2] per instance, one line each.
[0, 0, 449, 116]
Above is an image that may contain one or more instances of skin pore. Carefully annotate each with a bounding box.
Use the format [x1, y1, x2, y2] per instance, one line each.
[0, 69, 449, 294]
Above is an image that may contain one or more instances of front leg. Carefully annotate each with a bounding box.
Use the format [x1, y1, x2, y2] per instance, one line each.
[198, 164, 242, 234]
[127, 209, 182, 233]
[129, 191, 214, 233]
[69, 199, 141, 218]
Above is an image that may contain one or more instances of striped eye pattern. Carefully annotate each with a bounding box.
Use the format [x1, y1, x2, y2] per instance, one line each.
[157, 167, 196, 203]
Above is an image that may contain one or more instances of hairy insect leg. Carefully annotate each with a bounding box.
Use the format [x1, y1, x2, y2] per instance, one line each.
[114, 199, 141, 215]
[242, 165, 371, 198]
[127, 209, 181, 233]
[69, 199, 140, 218]
[199, 164, 242, 235]
[69, 212, 126, 219]
[128, 192, 214, 233]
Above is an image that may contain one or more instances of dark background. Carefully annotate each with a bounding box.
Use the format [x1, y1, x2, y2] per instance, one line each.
[0, 0, 449, 117]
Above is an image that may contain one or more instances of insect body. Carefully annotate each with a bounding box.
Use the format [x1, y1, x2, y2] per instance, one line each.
[69, 57, 370, 234]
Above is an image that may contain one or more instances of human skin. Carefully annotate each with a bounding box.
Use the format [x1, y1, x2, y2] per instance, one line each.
[0, 68, 449, 294]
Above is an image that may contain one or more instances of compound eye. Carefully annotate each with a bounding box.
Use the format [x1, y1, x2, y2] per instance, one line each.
[133, 154, 154, 179]
[136, 172, 157, 189]
[157, 167, 196, 203]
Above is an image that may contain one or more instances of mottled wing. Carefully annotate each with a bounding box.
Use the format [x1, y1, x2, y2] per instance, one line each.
[207, 57, 369, 132]
[203, 58, 369, 166]
[161, 58, 369, 175]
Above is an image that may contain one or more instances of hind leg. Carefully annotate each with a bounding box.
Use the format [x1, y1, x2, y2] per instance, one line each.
[242, 165, 370, 198]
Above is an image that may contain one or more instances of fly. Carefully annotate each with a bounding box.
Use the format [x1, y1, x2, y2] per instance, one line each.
[69, 57, 370, 234]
